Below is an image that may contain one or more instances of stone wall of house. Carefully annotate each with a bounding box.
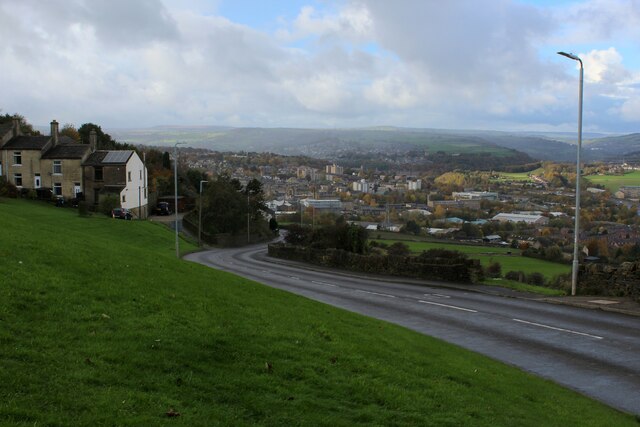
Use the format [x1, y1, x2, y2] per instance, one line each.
[579, 262, 640, 301]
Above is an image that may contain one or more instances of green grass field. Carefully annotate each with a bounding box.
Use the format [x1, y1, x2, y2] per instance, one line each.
[0, 199, 633, 426]
[373, 239, 571, 293]
[490, 168, 543, 182]
[585, 171, 640, 192]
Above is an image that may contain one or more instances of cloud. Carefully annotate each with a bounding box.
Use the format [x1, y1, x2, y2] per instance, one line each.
[0, 0, 638, 133]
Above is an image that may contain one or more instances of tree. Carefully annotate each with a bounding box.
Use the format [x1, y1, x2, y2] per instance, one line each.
[387, 242, 410, 257]
[404, 220, 421, 236]
[162, 152, 171, 169]
[60, 123, 80, 141]
[0, 113, 41, 135]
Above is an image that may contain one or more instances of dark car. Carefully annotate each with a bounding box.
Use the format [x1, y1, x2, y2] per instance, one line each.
[111, 208, 133, 220]
[154, 202, 172, 216]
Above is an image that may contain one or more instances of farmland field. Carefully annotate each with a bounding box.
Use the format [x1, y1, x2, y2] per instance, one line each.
[373, 239, 571, 281]
[584, 171, 640, 192]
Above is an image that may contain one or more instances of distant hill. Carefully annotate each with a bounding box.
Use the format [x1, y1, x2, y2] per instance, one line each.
[108, 125, 638, 163]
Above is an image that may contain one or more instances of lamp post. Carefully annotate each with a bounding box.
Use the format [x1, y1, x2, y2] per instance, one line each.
[558, 51, 583, 297]
[174, 142, 186, 258]
[198, 180, 208, 247]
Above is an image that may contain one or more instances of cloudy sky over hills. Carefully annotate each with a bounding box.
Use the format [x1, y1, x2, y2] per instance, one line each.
[1, 0, 639, 133]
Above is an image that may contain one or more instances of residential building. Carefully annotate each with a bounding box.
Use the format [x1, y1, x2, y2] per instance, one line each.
[407, 179, 422, 191]
[0, 118, 91, 199]
[0, 117, 148, 217]
[325, 163, 344, 175]
[83, 139, 148, 218]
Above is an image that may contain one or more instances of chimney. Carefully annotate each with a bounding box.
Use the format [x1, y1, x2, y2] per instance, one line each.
[50, 120, 59, 146]
[89, 129, 97, 152]
[12, 115, 21, 137]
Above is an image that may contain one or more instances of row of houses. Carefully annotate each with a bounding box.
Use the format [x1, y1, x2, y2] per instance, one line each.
[0, 117, 149, 217]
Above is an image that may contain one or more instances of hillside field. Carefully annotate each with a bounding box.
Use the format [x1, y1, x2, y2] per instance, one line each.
[585, 171, 640, 192]
[0, 199, 634, 426]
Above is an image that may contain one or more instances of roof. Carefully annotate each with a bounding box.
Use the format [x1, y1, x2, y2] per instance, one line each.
[83, 150, 133, 166]
[41, 139, 90, 159]
[3, 135, 50, 150]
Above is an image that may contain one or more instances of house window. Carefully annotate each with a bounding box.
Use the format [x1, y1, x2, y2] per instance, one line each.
[0, 160, 3, 176]
[14, 173, 23, 186]
[53, 183, 62, 196]
[122, 194, 126, 203]
[13, 152, 21, 165]
[95, 167, 103, 181]
[128, 171, 132, 182]
[53, 160, 62, 175]
[139, 170, 142, 180]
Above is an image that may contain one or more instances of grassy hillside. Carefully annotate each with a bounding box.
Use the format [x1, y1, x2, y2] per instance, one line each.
[0, 199, 635, 426]
[585, 171, 640, 192]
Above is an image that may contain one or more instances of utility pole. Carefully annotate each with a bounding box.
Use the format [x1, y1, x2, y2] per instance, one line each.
[247, 192, 250, 243]
[198, 180, 208, 247]
[174, 142, 185, 258]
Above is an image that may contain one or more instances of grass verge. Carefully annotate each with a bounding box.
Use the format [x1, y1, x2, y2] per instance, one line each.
[0, 199, 634, 426]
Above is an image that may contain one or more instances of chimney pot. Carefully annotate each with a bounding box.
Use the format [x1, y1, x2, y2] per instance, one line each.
[89, 129, 97, 152]
[12, 115, 21, 137]
[50, 120, 59, 146]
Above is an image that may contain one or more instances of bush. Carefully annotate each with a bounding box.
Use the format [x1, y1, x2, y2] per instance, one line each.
[387, 242, 411, 257]
[526, 272, 545, 286]
[505, 270, 526, 282]
[0, 177, 18, 198]
[486, 261, 502, 278]
[99, 194, 120, 216]
[78, 201, 91, 217]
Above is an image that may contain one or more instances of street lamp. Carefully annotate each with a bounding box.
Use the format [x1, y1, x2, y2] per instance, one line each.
[198, 180, 208, 247]
[558, 51, 584, 296]
[174, 142, 186, 258]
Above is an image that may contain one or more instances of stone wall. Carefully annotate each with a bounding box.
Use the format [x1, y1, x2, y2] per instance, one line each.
[579, 262, 640, 301]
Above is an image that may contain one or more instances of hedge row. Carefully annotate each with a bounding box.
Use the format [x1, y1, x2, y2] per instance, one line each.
[268, 243, 484, 284]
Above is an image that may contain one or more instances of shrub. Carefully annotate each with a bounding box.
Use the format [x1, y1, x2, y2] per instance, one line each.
[505, 270, 526, 282]
[99, 194, 120, 216]
[526, 272, 545, 286]
[387, 242, 411, 257]
[0, 177, 18, 198]
[486, 261, 502, 278]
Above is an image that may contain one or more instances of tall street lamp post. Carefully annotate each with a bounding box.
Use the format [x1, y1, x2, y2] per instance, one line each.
[558, 51, 584, 297]
[174, 142, 186, 258]
[199, 180, 208, 247]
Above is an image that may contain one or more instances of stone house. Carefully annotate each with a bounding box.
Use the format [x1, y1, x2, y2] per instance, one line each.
[0, 116, 148, 217]
[0, 118, 91, 199]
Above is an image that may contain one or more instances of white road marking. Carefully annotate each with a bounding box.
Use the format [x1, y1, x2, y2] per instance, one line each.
[288, 276, 300, 280]
[261, 270, 270, 273]
[356, 290, 396, 298]
[423, 293, 451, 298]
[312, 280, 337, 287]
[418, 300, 477, 313]
[512, 318, 604, 340]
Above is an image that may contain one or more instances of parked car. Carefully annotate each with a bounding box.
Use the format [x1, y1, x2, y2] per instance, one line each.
[111, 208, 133, 220]
[154, 202, 172, 216]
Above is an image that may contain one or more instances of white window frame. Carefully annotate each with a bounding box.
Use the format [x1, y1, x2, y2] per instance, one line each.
[53, 160, 62, 175]
[14, 173, 23, 187]
[13, 151, 21, 165]
[53, 183, 62, 196]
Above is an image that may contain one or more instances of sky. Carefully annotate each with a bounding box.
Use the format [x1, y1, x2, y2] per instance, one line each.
[1, 0, 639, 134]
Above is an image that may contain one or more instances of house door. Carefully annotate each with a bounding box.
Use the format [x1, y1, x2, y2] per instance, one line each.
[34, 174, 41, 188]
[74, 183, 81, 197]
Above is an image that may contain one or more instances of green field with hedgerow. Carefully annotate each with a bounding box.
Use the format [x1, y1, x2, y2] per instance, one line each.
[0, 199, 634, 426]
[372, 239, 570, 295]
[585, 171, 640, 192]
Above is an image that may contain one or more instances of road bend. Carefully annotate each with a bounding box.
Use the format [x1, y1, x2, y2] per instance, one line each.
[185, 245, 640, 415]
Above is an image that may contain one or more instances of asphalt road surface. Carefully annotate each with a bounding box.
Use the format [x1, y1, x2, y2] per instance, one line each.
[185, 244, 640, 415]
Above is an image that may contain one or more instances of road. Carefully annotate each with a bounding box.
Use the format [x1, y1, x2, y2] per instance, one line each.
[185, 244, 640, 415]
